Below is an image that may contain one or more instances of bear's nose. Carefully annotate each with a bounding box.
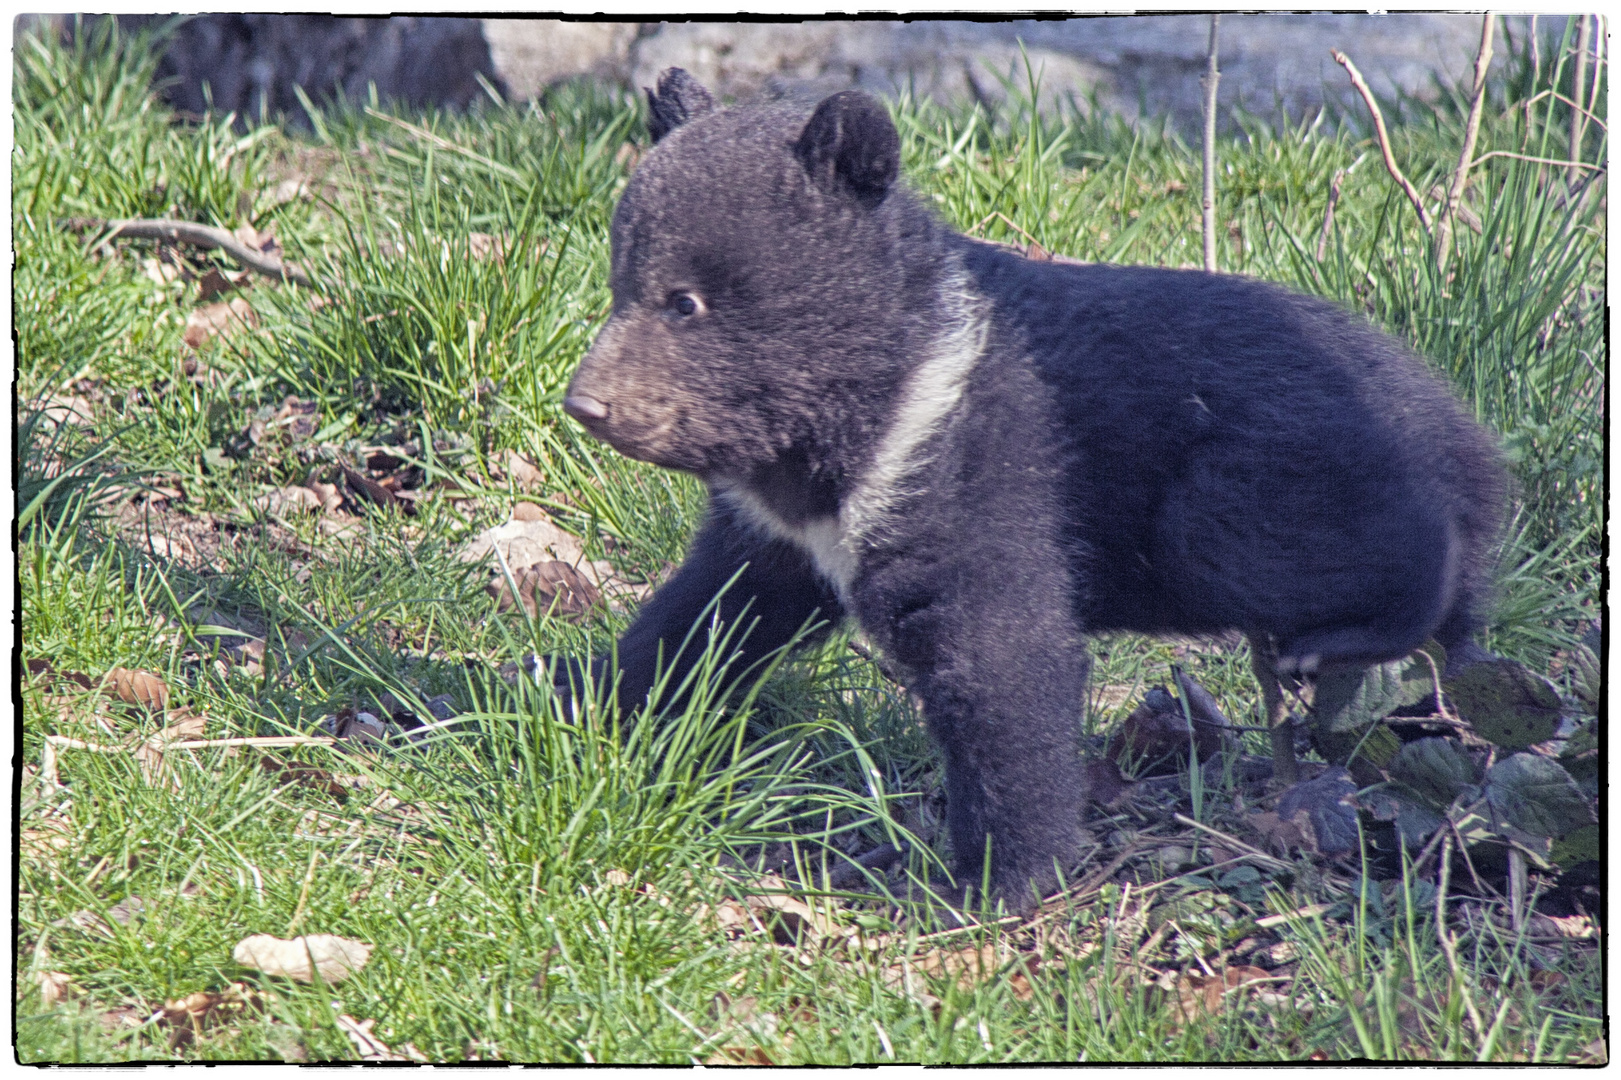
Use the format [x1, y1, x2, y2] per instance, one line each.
[563, 395, 610, 423]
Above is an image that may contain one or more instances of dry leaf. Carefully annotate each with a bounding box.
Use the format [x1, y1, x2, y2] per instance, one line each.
[196, 267, 244, 302]
[604, 868, 632, 887]
[706, 1045, 779, 1066]
[233, 933, 372, 983]
[36, 971, 76, 1008]
[908, 944, 1037, 999]
[255, 486, 325, 517]
[258, 756, 356, 800]
[1249, 810, 1309, 856]
[143, 255, 183, 285]
[459, 515, 583, 569]
[486, 561, 601, 620]
[501, 449, 544, 490]
[327, 708, 387, 746]
[305, 478, 344, 514]
[1540, 914, 1597, 940]
[512, 500, 548, 522]
[161, 707, 208, 740]
[182, 297, 256, 349]
[741, 875, 844, 945]
[1173, 965, 1273, 1023]
[107, 667, 170, 711]
[53, 910, 116, 938]
[39, 393, 95, 428]
[467, 232, 507, 262]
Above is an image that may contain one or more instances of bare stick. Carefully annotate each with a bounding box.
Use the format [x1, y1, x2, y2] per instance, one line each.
[1471, 150, 1606, 172]
[1315, 168, 1346, 261]
[45, 733, 338, 752]
[1570, 14, 1592, 185]
[1201, 14, 1222, 272]
[1172, 813, 1292, 870]
[1587, 17, 1605, 124]
[1530, 14, 1540, 89]
[1332, 50, 1432, 231]
[1436, 15, 1495, 273]
[1516, 90, 1608, 132]
[70, 217, 315, 288]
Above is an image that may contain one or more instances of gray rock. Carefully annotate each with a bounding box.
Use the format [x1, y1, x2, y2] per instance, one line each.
[49, 14, 1556, 133]
[625, 16, 1516, 131]
[482, 20, 640, 101]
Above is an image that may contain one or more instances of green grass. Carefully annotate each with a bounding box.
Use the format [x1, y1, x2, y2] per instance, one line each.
[16, 18, 1603, 1063]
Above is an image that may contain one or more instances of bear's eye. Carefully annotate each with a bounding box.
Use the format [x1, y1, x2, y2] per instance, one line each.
[666, 291, 705, 318]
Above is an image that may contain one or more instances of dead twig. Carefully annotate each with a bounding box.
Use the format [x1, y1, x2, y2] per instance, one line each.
[1436, 15, 1495, 272]
[1172, 813, 1293, 871]
[1200, 14, 1222, 273]
[68, 218, 314, 288]
[1469, 150, 1606, 173]
[1513, 90, 1608, 132]
[45, 734, 337, 752]
[1331, 50, 1432, 231]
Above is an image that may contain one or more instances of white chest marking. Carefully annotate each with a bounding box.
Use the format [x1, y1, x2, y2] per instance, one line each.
[720, 278, 988, 605]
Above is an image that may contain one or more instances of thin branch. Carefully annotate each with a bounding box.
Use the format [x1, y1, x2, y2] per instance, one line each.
[1513, 90, 1607, 132]
[1436, 15, 1495, 273]
[1586, 17, 1605, 123]
[1172, 813, 1293, 871]
[67, 217, 315, 288]
[1331, 50, 1432, 230]
[1201, 14, 1222, 272]
[45, 733, 338, 752]
[1470, 150, 1606, 172]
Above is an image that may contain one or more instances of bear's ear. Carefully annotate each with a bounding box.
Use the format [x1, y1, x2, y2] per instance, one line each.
[793, 90, 900, 206]
[645, 68, 715, 144]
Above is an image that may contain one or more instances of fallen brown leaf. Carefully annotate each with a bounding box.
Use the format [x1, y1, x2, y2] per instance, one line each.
[36, 970, 76, 1008]
[107, 667, 170, 711]
[255, 486, 325, 517]
[257, 756, 356, 801]
[500, 449, 543, 490]
[182, 297, 256, 349]
[233, 933, 372, 983]
[486, 561, 601, 620]
[1173, 965, 1274, 1024]
[196, 267, 248, 302]
[38, 393, 96, 428]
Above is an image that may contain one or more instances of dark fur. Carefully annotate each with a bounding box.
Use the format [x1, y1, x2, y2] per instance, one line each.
[562, 72, 1508, 907]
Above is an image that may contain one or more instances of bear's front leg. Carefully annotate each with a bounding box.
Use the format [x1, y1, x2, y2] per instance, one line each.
[579, 493, 845, 716]
[867, 555, 1091, 912]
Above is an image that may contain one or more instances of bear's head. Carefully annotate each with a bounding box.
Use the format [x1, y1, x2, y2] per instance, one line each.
[565, 69, 947, 502]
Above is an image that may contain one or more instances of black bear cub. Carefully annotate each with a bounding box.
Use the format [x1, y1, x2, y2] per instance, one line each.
[561, 69, 1507, 908]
